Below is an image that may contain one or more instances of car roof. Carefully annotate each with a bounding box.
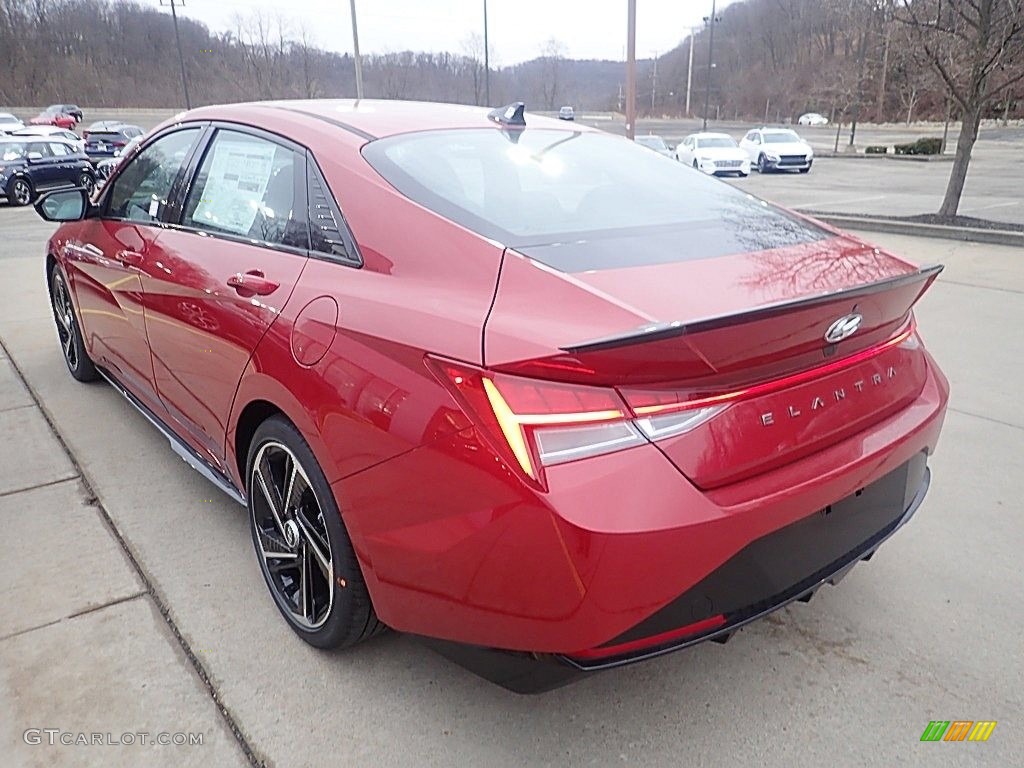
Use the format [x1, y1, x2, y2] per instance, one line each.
[177, 99, 594, 141]
[16, 125, 68, 133]
[1, 134, 75, 143]
[690, 132, 732, 139]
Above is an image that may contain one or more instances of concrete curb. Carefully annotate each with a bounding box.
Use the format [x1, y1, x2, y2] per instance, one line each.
[802, 213, 1024, 247]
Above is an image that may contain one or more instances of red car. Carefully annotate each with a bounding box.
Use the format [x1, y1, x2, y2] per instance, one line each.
[33, 100, 948, 692]
[30, 104, 82, 130]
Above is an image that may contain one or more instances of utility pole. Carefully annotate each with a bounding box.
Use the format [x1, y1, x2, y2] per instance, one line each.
[626, 0, 636, 139]
[685, 28, 696, 116]
[160, 0, 191, 110]
[483, 0, 490, 105]
[701, 0, 718, 131]
[350, 0, 364, 99]
[651, 51, 658, 111]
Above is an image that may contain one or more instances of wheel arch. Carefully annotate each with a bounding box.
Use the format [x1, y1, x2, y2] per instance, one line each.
[233, 398, 285, 485]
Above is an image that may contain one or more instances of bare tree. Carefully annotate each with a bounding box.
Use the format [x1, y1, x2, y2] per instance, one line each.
[538, 38, 567, 110]
[898, 0, 1024, 216]
[461, 33, 486, 105]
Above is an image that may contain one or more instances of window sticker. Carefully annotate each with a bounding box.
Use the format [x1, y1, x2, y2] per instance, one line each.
[191, 138, 276, 235]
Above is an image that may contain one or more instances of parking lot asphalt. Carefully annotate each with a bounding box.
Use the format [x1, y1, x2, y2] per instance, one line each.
[0, 201, 1021, 766]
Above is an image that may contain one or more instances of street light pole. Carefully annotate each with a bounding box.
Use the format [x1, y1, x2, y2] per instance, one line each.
[701, 0, 717, 131]
[160, 0, 191, 110]
[483, 0, 490, 105]
[626, 0, 636, 140]
[651, 51, 658, 111]
[685, 28, 695, 117]
[349, 0, 364, 99]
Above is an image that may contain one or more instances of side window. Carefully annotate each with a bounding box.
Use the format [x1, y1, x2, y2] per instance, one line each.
[107, 128, 200, 222]
[754, 133, 762, 144]
[307, 159, 361, 266]
[29, 142, 51, 158]
[182, 130, 307, 249]
[49, 142, 70, 157]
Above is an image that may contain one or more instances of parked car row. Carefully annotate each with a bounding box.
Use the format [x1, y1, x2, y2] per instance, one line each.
[633, 126, 815, 177]
[1, 105, 147, 206]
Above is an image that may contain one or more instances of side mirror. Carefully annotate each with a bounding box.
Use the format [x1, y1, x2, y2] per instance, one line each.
[35, 188, 90, 222]
[27, 151, 43, 161]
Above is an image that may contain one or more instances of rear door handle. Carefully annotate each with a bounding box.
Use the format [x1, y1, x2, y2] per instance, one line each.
[227, 270, 280, 297]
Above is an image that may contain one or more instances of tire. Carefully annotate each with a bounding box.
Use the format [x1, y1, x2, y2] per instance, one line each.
[692, 160, 699, 169]
[757, 154, 770, 173]
[246, 416, 384, 649]
[7, 177, 33, 206]
[799, 166, 811, 174]
[738, 172, 749, 178]
[49, 263, 99, 382]
[77, 171, 95, 195]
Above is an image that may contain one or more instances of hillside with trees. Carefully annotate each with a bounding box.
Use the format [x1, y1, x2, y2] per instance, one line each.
[0, 0, 639, 110]
[657, 0, 1023, 126]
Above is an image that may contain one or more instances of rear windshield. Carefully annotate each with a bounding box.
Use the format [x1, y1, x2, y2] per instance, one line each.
[362, 128, 824, 261]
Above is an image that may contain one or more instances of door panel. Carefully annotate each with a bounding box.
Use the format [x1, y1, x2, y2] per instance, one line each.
[140, 233, 306, 464]
[26, 143, 57, 187]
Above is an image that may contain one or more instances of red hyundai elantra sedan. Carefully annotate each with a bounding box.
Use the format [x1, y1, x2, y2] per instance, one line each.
[34, 100, 948, 692]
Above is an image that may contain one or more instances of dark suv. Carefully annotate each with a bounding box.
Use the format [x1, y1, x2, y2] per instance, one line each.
[83, 122, 144, 162]
[0, 137, 94, 206]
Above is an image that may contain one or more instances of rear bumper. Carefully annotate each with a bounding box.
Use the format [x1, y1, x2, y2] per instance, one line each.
[423, 454, 930, 692]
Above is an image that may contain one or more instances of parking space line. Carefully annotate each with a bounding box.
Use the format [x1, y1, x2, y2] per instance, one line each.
[959, 200, 1021, 212]
[792, 194, 887, 209]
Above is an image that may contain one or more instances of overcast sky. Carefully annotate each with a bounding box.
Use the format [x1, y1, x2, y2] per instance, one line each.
[166, 0, 737, 65]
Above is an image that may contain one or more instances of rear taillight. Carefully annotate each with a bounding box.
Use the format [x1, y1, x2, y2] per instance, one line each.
[427, 357, 647, 488]
[427, 357, 722, 489]
[113, 141, 126, 148]
[82, 131, 90, 139]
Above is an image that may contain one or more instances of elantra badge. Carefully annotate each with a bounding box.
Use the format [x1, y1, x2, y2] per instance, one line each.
[824, 313, 863, 343]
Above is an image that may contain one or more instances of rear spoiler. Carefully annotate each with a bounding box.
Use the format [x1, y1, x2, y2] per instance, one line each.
[561, 264, 943, 354]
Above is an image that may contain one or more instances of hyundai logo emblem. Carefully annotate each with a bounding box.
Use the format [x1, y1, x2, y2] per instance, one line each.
[824, 313, 863, 343]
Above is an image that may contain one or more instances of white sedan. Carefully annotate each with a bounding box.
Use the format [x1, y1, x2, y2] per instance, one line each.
[798, 112, 829, 126]
[12, 124, 85, 154]
[633, 135, 673, 157]
[674, 132, 750, 177]
[739, 127, 814, 173]
[0, 112, 25, 135]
